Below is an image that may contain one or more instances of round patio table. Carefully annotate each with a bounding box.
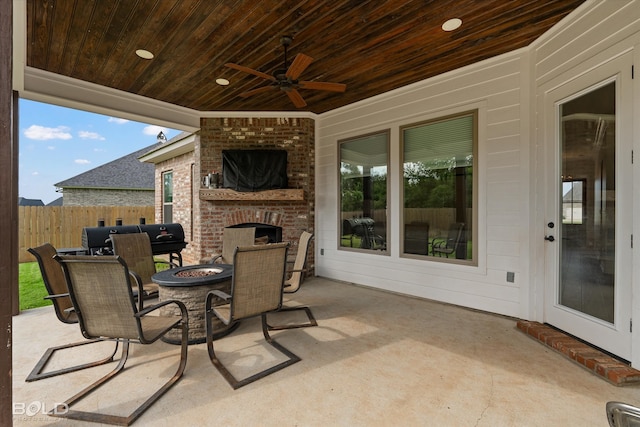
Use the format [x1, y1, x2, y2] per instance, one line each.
[152, 263, 238, 344]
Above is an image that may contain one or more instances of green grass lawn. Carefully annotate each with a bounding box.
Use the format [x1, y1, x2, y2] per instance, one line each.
[19, 262, 50, 311]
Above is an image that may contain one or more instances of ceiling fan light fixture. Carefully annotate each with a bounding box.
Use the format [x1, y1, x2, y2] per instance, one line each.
[135, 49, 154, 59]
[216, 78, 230, 86]
[442, 18, 462, 32]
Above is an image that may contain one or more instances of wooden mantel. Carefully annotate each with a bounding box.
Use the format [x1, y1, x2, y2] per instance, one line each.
[199, 188, 304, 201]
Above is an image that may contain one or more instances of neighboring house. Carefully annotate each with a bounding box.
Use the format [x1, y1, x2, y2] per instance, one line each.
[17, 197, 44, 206]
[54, 143, 161, 206]
[46, 197, 63, 206]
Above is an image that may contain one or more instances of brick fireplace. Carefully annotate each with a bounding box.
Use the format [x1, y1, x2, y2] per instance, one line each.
[189, 117, 315, 271]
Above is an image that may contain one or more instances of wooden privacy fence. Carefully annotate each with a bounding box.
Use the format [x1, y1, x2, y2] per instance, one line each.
[19, 206, 155, 263]
[341, 208, 469, 234]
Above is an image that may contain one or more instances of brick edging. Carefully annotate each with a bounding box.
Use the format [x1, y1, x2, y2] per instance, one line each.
[516, 320, 640, 386]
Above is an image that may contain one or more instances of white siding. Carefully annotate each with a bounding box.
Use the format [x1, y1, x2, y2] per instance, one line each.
[316, 0, 640, 327]
[316, 51, 530, 318]
[531, 0, 640, 365]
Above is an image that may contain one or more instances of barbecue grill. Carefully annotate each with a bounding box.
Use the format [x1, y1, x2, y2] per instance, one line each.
[81, 223, 187, 265]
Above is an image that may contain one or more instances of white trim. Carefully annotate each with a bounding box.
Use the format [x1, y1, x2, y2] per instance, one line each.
[139, 133, 197, 164]
[21, 67, 201, 132]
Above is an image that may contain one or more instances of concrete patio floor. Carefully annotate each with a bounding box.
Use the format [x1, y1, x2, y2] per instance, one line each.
[12, 276, 640, 426]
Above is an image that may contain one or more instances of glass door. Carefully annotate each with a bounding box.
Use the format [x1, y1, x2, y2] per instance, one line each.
[544, 54, 632, 360]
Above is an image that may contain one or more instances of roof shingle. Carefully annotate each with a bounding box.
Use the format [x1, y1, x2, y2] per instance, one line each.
[55, 143, 160, 190]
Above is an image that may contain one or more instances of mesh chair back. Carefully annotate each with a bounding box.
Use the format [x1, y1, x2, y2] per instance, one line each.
[285, 231, 313, 293]
[110, 232, 156, 284]
[448, 222, 465, 248]
[221, 227, 256, 264]
[57, 255, 140, 340]
[231, 242, 288, 320]
[28, 243, 76, 323]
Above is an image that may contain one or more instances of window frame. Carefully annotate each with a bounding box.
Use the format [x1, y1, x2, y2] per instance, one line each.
[399, 110, 478, 265]
[337, 129, 390, 255]
[162, 170, 173, 224]
[562, 178, 586, 225]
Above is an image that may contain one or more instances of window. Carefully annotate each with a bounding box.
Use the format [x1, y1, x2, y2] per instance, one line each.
[339, 131, 388, 252]
[162, 171, 173, 223]
[562, 179, 585, 225]
[401, 111, 476, 263]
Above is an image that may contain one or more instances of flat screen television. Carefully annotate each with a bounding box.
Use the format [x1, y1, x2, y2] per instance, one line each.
[222, 149, 288, 192]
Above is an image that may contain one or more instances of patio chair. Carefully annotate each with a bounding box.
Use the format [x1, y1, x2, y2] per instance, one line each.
[210, 226, 256, 264]
[606, 401, 640, 426]
[110, 232, 176, 307]
[205, 242, 301, 389]
[431, 222, 465, 258]
[51, 254, 188, 426]
[266, 231, 318, 330]
[25, 243, 118, 382]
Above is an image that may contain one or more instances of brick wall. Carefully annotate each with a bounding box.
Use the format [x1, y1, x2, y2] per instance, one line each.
[62, 188, 154, 206]
[154, 117, 316, 271]
[196, 117, 315, 269]
[153, 149, 196, 258]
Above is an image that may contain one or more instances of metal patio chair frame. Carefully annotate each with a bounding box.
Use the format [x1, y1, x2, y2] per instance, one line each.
[606, 401, 640, 426]
[210, 226, 257, 264]
[431, 222, 465, 257]
[25, 243, 118, 382]
[266, 231, 318, 330]
[109, 232, 178, 306]
[51, 254, 188, 426]
[205, 242, 301, 389]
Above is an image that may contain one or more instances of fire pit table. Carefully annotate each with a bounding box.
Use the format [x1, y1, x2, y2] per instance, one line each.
[152, 263, 238, 344]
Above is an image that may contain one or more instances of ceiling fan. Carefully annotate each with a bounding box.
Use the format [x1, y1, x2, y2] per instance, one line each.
[225, 36, 347, 108]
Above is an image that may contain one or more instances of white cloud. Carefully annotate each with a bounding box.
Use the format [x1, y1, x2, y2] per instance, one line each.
[24, 125, 72, 141]
[32, 171, 39, 176]
[78, 130, 105, 140]
[143, 125, 166, 136]
[47, 146, 55, 150]
[93, 148, 107, 152]
[108, 117, 129, 124]
[75, 159, 91, 165]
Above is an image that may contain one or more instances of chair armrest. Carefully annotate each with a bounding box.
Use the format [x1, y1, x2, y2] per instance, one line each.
[205, 289, 231, 310]
[210, 254, 222, 264]
[44, 292, 70, 300]
[128, 270, 145, 311]
[136, 299, 188, 344]
[135, 299, 187, 318]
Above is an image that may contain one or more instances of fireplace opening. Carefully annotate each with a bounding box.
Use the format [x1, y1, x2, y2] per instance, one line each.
[228, 223, 282, 243]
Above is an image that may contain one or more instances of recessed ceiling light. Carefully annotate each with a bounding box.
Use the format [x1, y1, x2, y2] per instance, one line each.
[442, 18, 462, 32]
[135, 49, 154, 59]
[216, 78, 230, 86]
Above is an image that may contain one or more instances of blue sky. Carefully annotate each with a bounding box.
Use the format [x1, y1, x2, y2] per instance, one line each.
[19, 99, 180, 205]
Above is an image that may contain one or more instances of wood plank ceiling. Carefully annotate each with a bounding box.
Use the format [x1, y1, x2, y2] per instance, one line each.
[27, 0, 585, 114]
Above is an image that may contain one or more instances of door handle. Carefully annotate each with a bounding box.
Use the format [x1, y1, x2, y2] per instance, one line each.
[544, 235, 555, 242]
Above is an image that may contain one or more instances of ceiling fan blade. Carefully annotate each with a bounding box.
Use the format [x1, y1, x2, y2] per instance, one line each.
[225, 63, 275, 81]
[239, 86, 274, 98]
[285, 53, 314, 80]
[299, 81, 347, 92]
[286, 89, 307, 108]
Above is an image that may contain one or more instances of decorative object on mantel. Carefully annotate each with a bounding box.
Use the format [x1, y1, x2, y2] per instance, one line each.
[200, 188, 304, 201]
